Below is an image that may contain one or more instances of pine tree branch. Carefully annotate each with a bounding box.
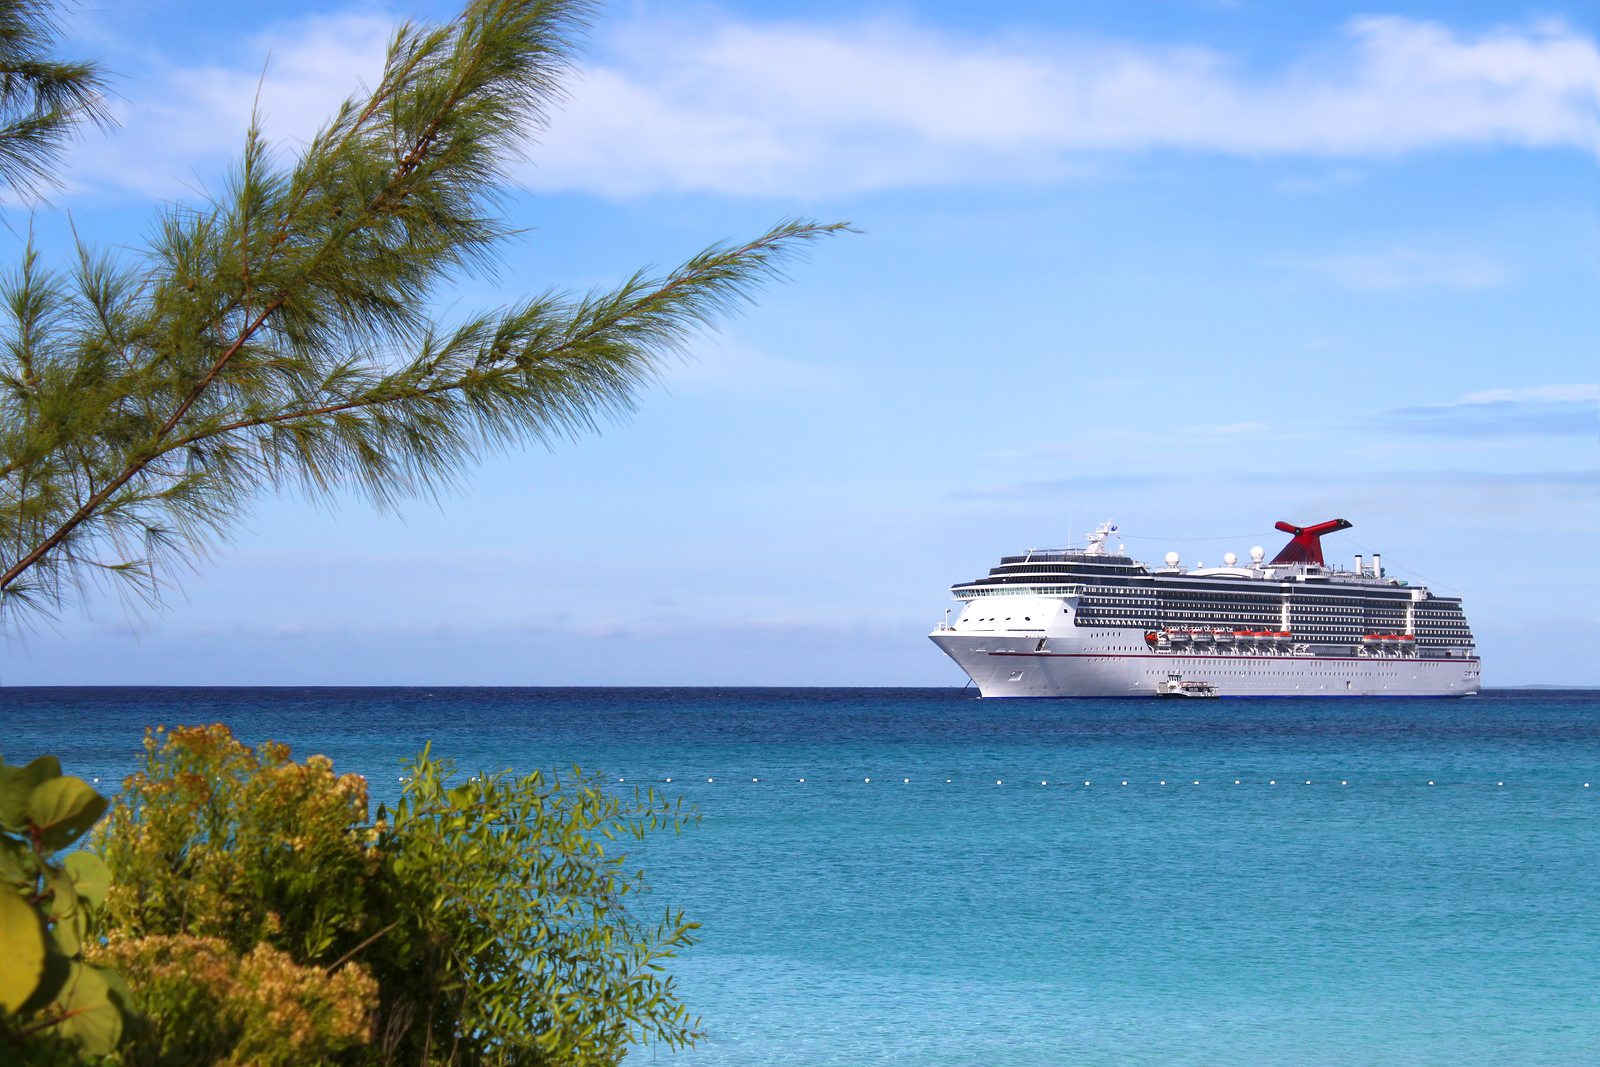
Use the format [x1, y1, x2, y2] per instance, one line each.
[0, 1, 852, 627]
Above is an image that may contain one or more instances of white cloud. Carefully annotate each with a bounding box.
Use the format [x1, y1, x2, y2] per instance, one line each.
[1375, 384, 1599, 436]
[659, 340, 826, 395]
[1281, 247, 1511, 290]
[525, 14, 1600, 196]
[1195, 422, 1270, 435]
[57, 10, 1600, 201]
[1459, 383, 1598, 404]
[69, 13, 392, 197]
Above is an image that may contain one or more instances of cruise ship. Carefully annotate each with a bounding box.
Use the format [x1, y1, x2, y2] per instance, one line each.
[928, 520, 1480, 698]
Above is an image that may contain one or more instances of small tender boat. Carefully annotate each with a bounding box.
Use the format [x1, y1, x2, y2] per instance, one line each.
[1155, 673, 1220, 699]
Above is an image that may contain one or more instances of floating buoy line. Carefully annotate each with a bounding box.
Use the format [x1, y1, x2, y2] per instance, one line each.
[581, 778, 1597, 788]
[377, 775, 1591, 789]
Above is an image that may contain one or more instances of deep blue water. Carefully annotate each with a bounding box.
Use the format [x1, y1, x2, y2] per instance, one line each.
[4, 687, 1598, 1066]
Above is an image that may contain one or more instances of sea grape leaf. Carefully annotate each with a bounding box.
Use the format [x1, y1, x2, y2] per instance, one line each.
[16, 945, 71, 1017]
[64, 852, 112, 910]
[0, 885, 46, 1012]
[51, 908, 85, 957]
[0, 756, 62, 832]
[0, 835, 35, 888]
[26, 776, 108, 852]
[99, 966, 137, 1035]
[43, 868, 84, 956]
[42, 865, 75, 920]
[46, 960, 123, 1055]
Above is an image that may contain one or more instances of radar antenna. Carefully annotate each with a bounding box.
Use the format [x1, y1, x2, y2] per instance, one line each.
[1084, 521, 1118, 555]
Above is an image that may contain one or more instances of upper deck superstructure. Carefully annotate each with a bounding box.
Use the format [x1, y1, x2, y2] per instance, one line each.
[929, 520, 1480, 698]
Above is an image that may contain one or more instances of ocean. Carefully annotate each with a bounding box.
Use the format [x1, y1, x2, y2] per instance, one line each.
[4, 686, 1597, 1065]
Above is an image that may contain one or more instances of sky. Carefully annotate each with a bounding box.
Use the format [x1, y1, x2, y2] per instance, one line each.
[2, 0, 1596, 686]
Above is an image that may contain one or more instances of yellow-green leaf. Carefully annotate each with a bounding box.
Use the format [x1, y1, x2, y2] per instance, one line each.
[64, 852, 112, 910]
[27, 776, 108, 852]
[0, 756, 61, 832]
[0, 836, 32, 888]
[0, 885, 45, 1013]
[45, 960, 124, 1055]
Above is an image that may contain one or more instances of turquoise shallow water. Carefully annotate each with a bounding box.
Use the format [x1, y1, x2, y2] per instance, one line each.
[4, 687, 1598, 1065]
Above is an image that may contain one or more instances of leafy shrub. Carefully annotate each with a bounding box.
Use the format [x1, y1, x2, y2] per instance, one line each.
[88, 934, 376, 1067]
[94, 724, 378, 962]
[0, 754, 134, 1061]
[94, 725, 702, 1066]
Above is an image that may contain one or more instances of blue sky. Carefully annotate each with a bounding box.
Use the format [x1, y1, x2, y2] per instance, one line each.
[3, 0, 1596, 685]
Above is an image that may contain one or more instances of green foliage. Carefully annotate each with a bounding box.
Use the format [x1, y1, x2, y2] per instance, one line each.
[91, 935, 377, 1067]
[0, 0, 112, 196]
[0, 753, 134, 1060]
[94, 724, 380, 963]
[94, 724, 702, 1065]
[374, 748, 702, 1065]
[0, 0, 846, 627]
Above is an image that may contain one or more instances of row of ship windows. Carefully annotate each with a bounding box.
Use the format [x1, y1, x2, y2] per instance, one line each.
[1024, 584, 1423, 602]
[1076, 613, 1464, 622]
[1144, 668, 1410, 677]
[1078, 601, 1450, 615]
[1077, 612, 1458, 623]
[1079, 617, 1467, 630]
[970, 588, 1461, 609]
[1078, 622, 1470, 637]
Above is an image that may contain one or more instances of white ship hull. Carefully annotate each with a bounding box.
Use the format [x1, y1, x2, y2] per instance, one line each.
[933, 520, 1481, 698]
[929, 628, 1481, 698]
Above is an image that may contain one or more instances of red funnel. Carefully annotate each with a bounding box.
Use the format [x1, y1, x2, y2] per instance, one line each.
[1269, 519, 1353, 565]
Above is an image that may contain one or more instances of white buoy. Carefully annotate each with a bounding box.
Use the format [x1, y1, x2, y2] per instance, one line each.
[799, 778, 805, 782]
[752, 778, 759, 782]
[1085, 781, 1091, 785]
[1041, 781, 1047, 785]
[1194, 781, 1199, 785]
[1342, 781, 1348, 785]
[708, 778, 713, 782]
[997, 780, 1003, 785]
[865, 778, 871, 782]
[1498, 782, 1503, 786]
[946, 779, 952, 783]
[1160, 781, 1166, 785]
[1270, 781, 1276, 785]
[1122, 781, 1128, 785]
[1305, 781, 1311, 784]
[905, 779, 910, 783]
[666, 778, 672, 782]
[1429, 781, 1434, 785]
